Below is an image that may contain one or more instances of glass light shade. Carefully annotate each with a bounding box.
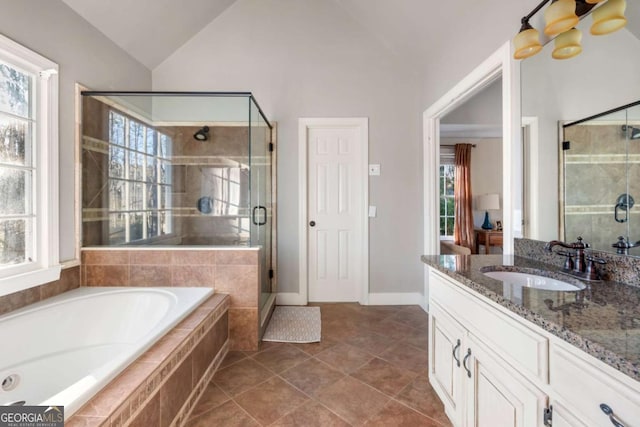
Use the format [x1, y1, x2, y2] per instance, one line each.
[544, 0, 579, 36]
[591, 0, 627, 35]
[552, 28, 582, 59]
[514, 26, 542, 59]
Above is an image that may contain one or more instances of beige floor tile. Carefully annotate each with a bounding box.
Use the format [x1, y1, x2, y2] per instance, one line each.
[379, 342, 429, 373]
[251, 344, 310, 374]
[188, 303, 450, 427]
[315, 342, 374, 374]
[396, 375, 452, 426]
[186, 400, 259, 427]
[364, 400, 441, 426]
[350, 357, 417, 397]
[234, 377, 309, 426]
[213, 358, 273, 396]
[219, 351, 248, 369]
[280, 358, 345, 396]
[315, 376, 390, 425]
[189, 383, 230, 419]
[270, 400, 351, 427]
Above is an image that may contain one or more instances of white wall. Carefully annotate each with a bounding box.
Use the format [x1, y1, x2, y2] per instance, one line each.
[442, 79, 502, 126]
[0, 0, 151, 263]
[154, 0, 423, 295]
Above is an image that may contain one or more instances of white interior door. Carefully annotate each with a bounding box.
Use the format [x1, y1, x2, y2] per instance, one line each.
[303, 119, 367, 302]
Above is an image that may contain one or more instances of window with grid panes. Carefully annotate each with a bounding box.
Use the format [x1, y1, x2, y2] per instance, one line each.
[107, 111, 172, 244]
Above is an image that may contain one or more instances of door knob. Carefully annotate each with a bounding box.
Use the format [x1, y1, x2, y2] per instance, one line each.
[309, 221, 316, 227]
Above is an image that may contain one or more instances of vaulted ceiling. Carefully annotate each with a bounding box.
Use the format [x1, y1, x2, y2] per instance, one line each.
[61, 0, 640, 71]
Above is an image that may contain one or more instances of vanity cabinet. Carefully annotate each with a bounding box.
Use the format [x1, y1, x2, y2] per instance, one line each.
[427, 268, 640, 427]
[429, 271, 546, 427]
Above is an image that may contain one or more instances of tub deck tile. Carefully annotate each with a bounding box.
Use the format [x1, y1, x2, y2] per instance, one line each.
[68, 293, 230, 427]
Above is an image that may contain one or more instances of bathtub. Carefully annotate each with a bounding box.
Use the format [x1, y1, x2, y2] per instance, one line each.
[0, 286, 213, 418]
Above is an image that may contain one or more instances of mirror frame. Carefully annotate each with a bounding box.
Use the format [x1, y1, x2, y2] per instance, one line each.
[422, 42, 521, 295]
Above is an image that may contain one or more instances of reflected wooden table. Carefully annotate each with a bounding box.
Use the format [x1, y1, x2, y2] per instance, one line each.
[475, 229, 503, 254]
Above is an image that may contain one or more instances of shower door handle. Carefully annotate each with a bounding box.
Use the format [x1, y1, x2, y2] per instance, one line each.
[252, 206, 267, 226]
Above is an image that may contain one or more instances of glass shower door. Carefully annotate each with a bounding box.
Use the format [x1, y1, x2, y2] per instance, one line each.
[249, 99, 272, 311]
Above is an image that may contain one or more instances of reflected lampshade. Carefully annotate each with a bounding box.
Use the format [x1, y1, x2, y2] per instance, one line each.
[552, 27, 583, 59]
[544, 0, 579, 36]
[586, 0, 606, 3]
[513, 22, 543, 59]
[591, 0, 627, 35]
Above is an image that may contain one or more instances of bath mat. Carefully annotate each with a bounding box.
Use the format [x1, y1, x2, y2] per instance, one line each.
[263, 306, 321, 343]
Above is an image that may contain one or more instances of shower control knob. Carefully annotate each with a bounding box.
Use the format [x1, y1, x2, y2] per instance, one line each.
[309, 221, 316, 227]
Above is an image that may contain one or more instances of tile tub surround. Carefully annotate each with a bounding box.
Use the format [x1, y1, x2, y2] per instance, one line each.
[67, 293, 230, 427]
[0, 265, 80, 316]
[421, 254, 640, 382]
[515, 237, 640, 288]
[81, 248, 261, 351]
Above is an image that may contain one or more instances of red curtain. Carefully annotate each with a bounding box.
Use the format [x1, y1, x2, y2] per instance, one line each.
[454, 144, 474, 250]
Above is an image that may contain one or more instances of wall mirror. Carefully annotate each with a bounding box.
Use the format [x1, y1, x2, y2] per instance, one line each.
[561, 102, 640, 254]
[521, 2, 640, 256]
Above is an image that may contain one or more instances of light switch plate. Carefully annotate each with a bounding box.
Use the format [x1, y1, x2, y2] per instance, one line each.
[369, 164, 381, 176]
[368, 206, 377, 217]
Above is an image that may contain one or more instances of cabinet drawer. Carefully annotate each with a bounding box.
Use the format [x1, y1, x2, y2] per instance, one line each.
[429, 269, 548, 383]
[550, 343, 640, 427]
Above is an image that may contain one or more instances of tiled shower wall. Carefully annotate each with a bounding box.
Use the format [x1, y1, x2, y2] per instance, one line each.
[81, 248, 260, 351]
[563, 124, 640, 253]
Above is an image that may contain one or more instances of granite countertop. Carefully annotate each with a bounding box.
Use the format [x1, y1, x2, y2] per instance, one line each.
[421, 254, 640, 382]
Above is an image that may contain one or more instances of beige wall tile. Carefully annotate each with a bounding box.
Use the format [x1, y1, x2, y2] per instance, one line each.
[0, 286, 40, 316]
[160, 355, 193, 427]
[40, 266, 81, 300]
[229, 308, 258, 351]
[216, 250, 258, 265]
[215, 265, 258, 308]
[130, 251, 172, 265]
[85, 265, 129, 286]
[130, 266, 172, 286]
[82, 250, 130, 265]
[171, 265, 215, 287]
[172, 250, 216, 265]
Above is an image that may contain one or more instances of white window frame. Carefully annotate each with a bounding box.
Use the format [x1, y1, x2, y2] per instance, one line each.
[0, 34, 60, 297]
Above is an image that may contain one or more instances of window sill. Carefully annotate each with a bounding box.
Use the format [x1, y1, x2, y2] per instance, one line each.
[0, 265, 62, 298]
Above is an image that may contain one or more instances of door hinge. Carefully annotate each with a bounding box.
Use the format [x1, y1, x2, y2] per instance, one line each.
[269, 142, 274, 152]
[543, 405, 553, 427]
[562, 140, 571, 150]
[269, 269, 274, 279]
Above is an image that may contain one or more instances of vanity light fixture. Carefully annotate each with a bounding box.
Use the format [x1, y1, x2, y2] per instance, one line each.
[591, 0, 627, 35]
[544, 0, 579, 36]
[513, 0, 627, 60]
[514, 20, 543, 59]
[552, 27, 583, 59]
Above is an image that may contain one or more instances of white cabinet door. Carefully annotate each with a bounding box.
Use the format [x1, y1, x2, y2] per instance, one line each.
[465, 334, 547, 427]
[550, 402, 588, 427]
[429, 301, 466, 427]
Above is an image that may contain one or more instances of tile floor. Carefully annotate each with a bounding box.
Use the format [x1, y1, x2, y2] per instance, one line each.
[186, 303, 452, 426]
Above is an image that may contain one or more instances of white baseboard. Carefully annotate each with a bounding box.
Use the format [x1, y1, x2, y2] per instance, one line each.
[275, 291, 428, 311]
[276, 292, 306, 306]
[367, 292, 424, 306]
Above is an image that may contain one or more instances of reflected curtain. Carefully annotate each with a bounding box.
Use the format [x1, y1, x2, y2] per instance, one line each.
[454, 144, 474, 250]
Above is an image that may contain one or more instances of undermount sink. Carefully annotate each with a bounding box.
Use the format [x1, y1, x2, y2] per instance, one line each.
[481, 268, 586, 292]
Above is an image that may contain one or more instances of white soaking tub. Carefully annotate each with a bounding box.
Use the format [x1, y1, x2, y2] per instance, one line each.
[0, 286, 213, 418]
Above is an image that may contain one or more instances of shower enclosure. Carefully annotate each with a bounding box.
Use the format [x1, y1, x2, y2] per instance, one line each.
[80, 92, 274, 310]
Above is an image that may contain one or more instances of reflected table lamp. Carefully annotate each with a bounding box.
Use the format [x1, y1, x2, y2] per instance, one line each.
[477, 193, 500, 230]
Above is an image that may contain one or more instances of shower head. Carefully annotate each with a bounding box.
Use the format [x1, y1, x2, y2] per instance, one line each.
[193, 126, 210, 141]
[621, 125, 640, 140]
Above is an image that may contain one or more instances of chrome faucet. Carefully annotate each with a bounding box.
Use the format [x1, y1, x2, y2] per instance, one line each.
[545, 237, 605, 281]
